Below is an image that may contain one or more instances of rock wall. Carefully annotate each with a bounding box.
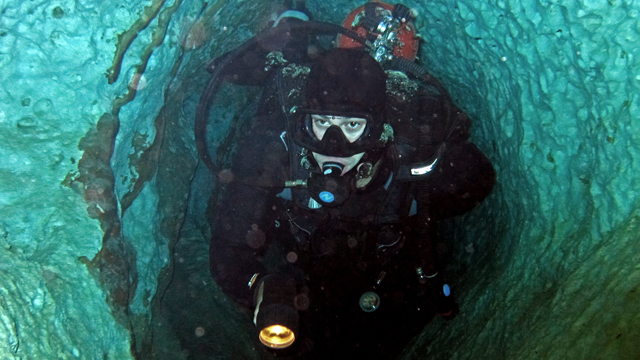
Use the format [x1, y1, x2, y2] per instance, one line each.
[1, 0, 638, 359]
[400, 0, 640, 359]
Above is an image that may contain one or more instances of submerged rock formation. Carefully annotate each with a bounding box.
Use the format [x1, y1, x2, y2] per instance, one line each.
[0, 0, 637, 358]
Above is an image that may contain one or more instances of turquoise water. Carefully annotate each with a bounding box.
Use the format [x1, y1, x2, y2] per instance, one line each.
[0, 0, 638, 358]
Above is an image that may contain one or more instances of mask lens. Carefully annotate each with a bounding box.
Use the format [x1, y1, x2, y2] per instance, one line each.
[310, 115, 367, 143]
[291, 111, 378, 158]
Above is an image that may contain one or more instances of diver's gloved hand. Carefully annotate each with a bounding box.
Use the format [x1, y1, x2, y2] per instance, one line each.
[253, 274, 300, 349]
[423, 273, 459, 320]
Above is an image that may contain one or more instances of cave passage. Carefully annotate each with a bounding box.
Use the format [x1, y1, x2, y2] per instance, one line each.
[0, 0, 638, 359]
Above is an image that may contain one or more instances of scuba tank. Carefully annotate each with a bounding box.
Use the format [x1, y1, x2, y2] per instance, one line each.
[338, 1, 419, 62]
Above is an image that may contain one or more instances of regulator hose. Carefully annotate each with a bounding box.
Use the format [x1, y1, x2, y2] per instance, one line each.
[387, 56, 466, 144]
[391, 55, 444, 276]
[415, 143, 436, 277]
[415, 146, 458, 319]
[195, 21, 368, 174]
[393, 56, 459, 318]
[388, 56, 430, 81]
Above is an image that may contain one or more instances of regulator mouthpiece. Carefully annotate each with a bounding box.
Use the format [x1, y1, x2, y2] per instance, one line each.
[307, 162, 351, 207]
[322, 162, 343, 175]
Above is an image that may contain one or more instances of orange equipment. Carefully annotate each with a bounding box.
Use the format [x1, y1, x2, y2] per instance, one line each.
[338, 1, 419, 62]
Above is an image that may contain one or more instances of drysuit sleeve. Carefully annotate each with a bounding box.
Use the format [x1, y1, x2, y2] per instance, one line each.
[429, 140, 495, 219]
[391, 83, 495, 219]
[419, 90, 496, 219]
[209, 113, 290, 308]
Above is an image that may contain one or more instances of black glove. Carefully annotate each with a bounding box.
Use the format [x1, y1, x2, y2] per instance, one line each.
[423, 273, 459, 320]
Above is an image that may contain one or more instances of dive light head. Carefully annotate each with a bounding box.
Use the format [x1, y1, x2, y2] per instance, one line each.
[257, 304, 299, 349]
[254, 275, 300, 349]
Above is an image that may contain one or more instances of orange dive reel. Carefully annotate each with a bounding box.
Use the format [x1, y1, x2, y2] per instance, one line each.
[338, 1, 419, 62]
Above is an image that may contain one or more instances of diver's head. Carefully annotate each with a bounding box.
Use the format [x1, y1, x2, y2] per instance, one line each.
[291, 48, 388, 173]
[309, 114, 367, 174]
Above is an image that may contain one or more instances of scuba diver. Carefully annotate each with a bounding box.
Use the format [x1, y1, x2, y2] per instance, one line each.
[197, 1, 495, 358]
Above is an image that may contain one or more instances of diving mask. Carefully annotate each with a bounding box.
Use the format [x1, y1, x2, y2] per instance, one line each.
[290, 111, 384, 158]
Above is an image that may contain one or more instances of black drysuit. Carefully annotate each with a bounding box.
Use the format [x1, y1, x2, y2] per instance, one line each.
[208, 64, 495, 358]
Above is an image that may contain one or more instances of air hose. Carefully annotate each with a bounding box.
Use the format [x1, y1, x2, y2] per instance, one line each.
[389, 56, 460, 319]
[414, 131, 458, 319]
[414, 123, 437, 277]
[195, 21, 368, 175]
[387, 56, 465, 144]
[388, 57, 430, 81]
[388, 56, 445, 278]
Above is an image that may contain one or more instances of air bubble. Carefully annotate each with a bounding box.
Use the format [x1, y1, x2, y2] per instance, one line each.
[182, 21, 207, 50]
[195, 327, 205, 337]
[246, 228, 265, 249]
[128, 73, 148, 90]
[294, 294, 310, 310]
[217, 169, 234, 183]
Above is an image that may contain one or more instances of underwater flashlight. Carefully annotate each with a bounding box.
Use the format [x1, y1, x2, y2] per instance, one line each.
[259, 324, 296, 349]
[256, 303, 299, 349]
[254, 275, 300, 350]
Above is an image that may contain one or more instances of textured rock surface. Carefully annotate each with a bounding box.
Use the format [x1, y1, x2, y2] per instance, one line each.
[400, 0, 640, 359]
[1, 0, 638, 359]
[0, 0, 137, 358]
